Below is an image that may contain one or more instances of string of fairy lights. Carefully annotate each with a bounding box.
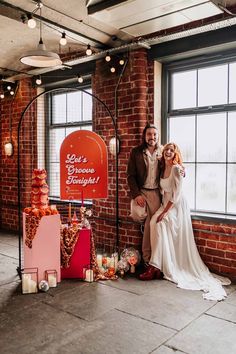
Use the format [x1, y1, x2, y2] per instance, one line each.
[0, 1, 127, 98]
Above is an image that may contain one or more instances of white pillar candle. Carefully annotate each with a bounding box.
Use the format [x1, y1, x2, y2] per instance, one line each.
[29, 279, 37, 293]
[106, 257, 111, 268]
[22, 274, 31, 294]
[85, 269, 93, 282]
[110, 257, 115, 268]
[48, 274, 57, 287]
[112, 252, 119, 272]
[97, 254, 102, 268]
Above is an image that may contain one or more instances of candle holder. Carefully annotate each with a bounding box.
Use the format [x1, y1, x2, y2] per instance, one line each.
[83, 265, 94, 282]
[22, 267, 38, 294]
[45, 269, 57, 288]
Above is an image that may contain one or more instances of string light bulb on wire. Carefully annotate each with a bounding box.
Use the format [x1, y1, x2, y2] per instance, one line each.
[86, 44, 92, 56]
[36, 76, 42, 85]
[105, 52, 111, 62]
[77, 75, 84, 84]
[119, 58, 125, 65]
[60, 32, 67, 46]
[110, 66, 116, 73]
[27, 14, 36, 29]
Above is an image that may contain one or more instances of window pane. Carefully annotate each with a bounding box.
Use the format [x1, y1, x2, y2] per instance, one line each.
[52, 93, 66, 123]
[67, 92, 82, 123]
[229, 62, 236, 103]
[198, 65, 227, 106]
[196, 164, 226, 212]
[169, 115, 195, 162]
[83, 90, 92, 120]
[182, 163, 195, 209]
[171, 70, 196, 109]
[197, 113, 226, 162]
[65, 127, 80, 136]
[227, 164, 236, 214]
[49, 128, 65, 162]
[81, 125, 92, 131]
[228, 112, 236, 162]
[49, 163, 60, 197]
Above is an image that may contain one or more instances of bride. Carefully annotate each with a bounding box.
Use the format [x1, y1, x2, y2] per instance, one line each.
[139, 142, 231, 301]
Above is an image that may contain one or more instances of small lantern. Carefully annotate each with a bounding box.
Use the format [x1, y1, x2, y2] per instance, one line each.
[83, 265, 94, 282]
[22, 267, 38, 294]
[45, 269, 57, 287]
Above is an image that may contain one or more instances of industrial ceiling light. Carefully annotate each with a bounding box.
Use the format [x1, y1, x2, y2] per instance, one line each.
[60, 32, 67, 46]
[20, 1, 62, 67]
[86, 44, 92, 56]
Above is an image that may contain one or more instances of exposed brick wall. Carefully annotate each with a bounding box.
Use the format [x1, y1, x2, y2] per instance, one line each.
[193, 220, 236, 280]
[0, 79, 36, 231]
[92, 48, 236, 280]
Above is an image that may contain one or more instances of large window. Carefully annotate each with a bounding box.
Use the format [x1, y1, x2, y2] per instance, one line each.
[48, 88, 92, 199]
[164, 58, 236, 218]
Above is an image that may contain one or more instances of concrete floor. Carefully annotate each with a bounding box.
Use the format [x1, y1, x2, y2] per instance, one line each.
[0, 231, 236, 354]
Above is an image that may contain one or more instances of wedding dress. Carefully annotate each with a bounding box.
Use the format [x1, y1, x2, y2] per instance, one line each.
[149, 165, 231, 301]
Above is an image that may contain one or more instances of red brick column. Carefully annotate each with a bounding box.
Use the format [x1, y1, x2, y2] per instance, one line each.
[0, 79, 36, 231]
[92, 49, 154, 252]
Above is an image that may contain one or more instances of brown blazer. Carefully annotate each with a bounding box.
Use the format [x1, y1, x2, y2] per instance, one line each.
[127, 145, 160, 199]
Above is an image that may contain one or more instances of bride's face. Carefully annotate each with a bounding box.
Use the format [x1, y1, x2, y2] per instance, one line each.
[163, 144, 175, 162]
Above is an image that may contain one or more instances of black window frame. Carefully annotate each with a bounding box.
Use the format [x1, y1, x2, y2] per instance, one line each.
[162, 51, 236, 223]
[46, 85, 93, 202]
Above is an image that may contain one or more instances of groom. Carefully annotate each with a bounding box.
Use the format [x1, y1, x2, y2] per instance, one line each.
[127, 123, 162, 279]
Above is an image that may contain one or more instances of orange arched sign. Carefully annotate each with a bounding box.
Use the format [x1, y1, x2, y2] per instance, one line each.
[60, 130, 108, 200]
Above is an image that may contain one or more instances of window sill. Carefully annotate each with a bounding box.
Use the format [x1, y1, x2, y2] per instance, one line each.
[191, 211, 236, 225]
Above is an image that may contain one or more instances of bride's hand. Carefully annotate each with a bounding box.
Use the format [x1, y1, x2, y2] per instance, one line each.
[135, 195, 146, 208]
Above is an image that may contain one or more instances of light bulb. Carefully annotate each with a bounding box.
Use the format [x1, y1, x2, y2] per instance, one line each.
[10, 90, 14, 95]
[86, 44, 92, 56]
[0, 93, 4, 99]
[78, 76, 84, 83]
[119, 59, 125, 65]
[105, 53, 111, 62]
[36, 77, 42, 85]
[7, 85, 11, 91]
[60, 32, 67, 46]
[28, 17, 36, 29]
[110, 66, 116, 73]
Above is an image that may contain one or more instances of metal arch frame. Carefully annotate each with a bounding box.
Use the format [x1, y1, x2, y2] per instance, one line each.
[17, 86, 119, 276]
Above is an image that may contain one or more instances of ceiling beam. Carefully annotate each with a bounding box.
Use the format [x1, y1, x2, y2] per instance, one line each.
[87, 0, 128, 15]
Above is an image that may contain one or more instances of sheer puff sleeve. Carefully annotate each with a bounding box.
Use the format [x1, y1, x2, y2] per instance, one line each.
[170, 164, 183, 204]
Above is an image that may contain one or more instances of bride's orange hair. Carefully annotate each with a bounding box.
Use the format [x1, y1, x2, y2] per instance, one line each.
[161, 142, 183, 166]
